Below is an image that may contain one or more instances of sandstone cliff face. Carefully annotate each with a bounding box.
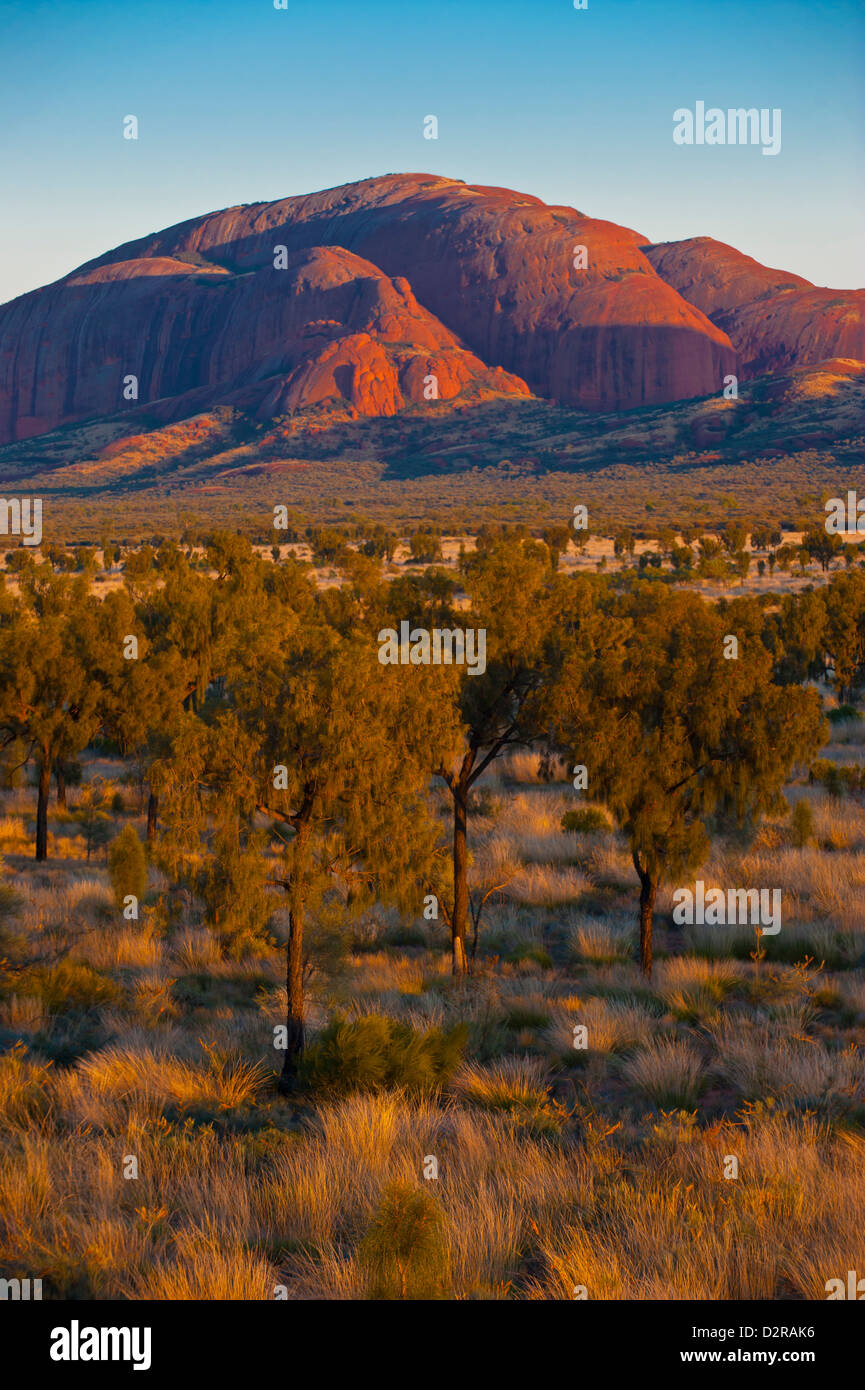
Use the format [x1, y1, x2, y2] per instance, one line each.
[643, 237, 865, 376]
[0, 241, 527, 443]
[78, 174, 736, 414]
[1, 174, 860, 448]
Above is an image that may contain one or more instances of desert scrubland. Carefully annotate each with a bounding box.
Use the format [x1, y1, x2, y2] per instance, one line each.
[0, 534, 863, 1301]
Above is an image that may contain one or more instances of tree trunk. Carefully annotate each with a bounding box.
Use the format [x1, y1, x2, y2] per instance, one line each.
[36, 757, 51, 861]
[146, 789, 158, 842]
[55, 763, 67, 809]
[278, 818, 311, 1096]
[635, 858, 657, 978]
[278, 897, 306, 1095]
[452, 782, 469, 975]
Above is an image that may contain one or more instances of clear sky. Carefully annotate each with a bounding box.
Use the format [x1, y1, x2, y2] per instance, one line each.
[1, 0, 863, 305]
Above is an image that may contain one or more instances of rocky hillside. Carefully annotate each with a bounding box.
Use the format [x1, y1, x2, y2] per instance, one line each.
[0, 174, 861, 446]
[643, 237, 865, 376]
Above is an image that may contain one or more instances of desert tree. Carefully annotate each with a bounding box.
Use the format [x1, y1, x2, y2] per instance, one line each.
[540, 525, 571, 573]
[390, 538, 566, 974]
[121, 533, 301, 835]
[613, 529, 636, 559]
[801, 525, 844, 574]
[0, 572, 103, 859]
[161, 586, 454, 1092]
[821, 571, 865, 702]
[554, 583, 826, 976]
[766, 588, 828, 687]
[409, 528, 443, 564]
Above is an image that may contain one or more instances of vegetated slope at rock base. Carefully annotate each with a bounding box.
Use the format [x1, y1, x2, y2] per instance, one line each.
[3, 357, 863, 497]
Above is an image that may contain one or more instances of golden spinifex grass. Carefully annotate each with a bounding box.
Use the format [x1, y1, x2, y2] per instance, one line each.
[0, 740, 863, 1300]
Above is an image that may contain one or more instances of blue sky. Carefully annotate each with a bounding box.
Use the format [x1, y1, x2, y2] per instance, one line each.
[1, 0, 863, 303]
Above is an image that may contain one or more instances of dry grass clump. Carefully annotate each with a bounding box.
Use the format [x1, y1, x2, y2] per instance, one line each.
[530, 1110, 865, 1300]
[508, 863, 590, 908]
[499, 752, 568, 786]
[131, 1223, 276, 1301]
[0, 1046, 53, 1126]
[620, 1039, 706, 1108]
[172, 928, 225, 971]
[569, 918, 633, 964]
[450, 1056, 557, 1132]
[55, 1042, 270, 1126]
[708, 1018, 865, 1110]
[0, 816, 30, 852]
[0, 993, 47, 1034]
[655, 955, 743, 1022]
[545, 996, 657, 1060]
[256, 1091, 596, 1297]
[77, 924, 164, 971]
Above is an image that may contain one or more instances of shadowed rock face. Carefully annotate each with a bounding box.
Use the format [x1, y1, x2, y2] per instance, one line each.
[0, 239, 528, 443]
[1, 174, 858, 446]
[642, 237, 865, 377]
[70, 173, 737, 416]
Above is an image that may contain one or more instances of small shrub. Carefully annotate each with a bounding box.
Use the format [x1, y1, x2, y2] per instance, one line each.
[810, 759, 857, 799]
[505, 943, 553, 969]
[26, 961, 121, 1014]
[300, 1013, 467, 1094]
[111, 790, 126, 814]
[828, 705, 861, 724]
[504, 1003, 551, 1031]
[357, 1182, 450, 1299]
[561, 808, 610, 836]
[107, 824, 148, 910]
[453, 1058, 562, 1136]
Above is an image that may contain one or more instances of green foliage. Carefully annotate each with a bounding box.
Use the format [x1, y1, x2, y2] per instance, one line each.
[309, 527, 351, 565]
[561, 807, 610, 835]
[828, 704, 861, 724]
[357, 1182, 450, 1300]
[27, 960, 121, 1014]
[408, 527, 442, 563]
[574, 587, 825, 880]
[551, 583, 827, 973]
[107, 824, 148, 910]
[300, 1013, 467, 1094]
[197, 824, 274, 958]
[505, 944, 553, 969]
[810, 759, 864, 798]
[0, 737, 29, 790]
[801, 525, 843, 572]
[77, 785, 114, 862]
[541, 524, 571, 571]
